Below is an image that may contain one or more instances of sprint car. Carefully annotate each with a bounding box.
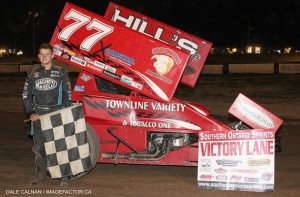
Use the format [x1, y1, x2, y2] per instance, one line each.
[71, 71, 282, 170]
[49, 3, 282, 180]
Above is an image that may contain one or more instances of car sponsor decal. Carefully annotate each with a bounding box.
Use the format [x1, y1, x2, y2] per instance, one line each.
[104, 2, 212, 87]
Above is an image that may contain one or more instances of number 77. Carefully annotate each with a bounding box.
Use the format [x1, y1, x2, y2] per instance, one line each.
[58, 9, 114, 51]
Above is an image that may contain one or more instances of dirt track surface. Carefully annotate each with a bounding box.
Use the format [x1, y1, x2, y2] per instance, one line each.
[0, 73, 299, 197]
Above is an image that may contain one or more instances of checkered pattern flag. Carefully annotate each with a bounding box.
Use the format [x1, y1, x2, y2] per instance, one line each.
[39, 105, 92, 178]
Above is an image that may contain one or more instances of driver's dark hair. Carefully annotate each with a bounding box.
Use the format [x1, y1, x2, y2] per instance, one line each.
[39, 43, 53, 53]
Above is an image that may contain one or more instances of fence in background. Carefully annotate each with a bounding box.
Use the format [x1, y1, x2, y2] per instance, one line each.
[0, 59, 300, 74]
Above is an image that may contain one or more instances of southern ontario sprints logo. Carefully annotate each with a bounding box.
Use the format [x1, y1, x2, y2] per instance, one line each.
[35, 78, 57, 90]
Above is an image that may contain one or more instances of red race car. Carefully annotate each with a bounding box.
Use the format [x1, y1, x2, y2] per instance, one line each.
[72, 71, 233, 166]
[72, 71, 282, 168]
[50, 3, 282, 175]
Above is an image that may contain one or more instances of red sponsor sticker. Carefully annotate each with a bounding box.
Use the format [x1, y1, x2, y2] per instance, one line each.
[214, 168, 227, 174]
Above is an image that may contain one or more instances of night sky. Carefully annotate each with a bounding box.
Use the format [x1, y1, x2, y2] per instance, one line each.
[1, 0, 300, 55]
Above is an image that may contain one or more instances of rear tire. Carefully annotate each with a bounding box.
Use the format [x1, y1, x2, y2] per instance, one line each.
[69, 123, 100, 181]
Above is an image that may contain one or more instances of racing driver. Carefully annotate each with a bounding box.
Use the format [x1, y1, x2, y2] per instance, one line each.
[22, 43, 72, 186]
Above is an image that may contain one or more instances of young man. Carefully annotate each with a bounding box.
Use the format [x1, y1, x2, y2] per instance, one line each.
[22, 43, 72, 186]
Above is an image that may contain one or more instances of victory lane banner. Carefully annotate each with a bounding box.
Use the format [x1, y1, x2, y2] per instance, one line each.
[39, 105, 92, 178]
[197, 129, 275, 192]
[105, 2, 212, 88]
[50, 3, 190, 103]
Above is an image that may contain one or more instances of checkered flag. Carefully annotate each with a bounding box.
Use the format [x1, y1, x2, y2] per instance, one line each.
[39, 105, 92, 178]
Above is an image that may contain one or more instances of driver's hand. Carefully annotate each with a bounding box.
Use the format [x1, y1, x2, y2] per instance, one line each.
[30, 113, 39, 121]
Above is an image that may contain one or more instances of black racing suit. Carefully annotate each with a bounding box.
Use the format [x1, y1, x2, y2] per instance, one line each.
[22, 65, 72, 175]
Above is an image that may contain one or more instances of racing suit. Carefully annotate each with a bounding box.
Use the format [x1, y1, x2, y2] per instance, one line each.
[22, 65, 72, 175]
